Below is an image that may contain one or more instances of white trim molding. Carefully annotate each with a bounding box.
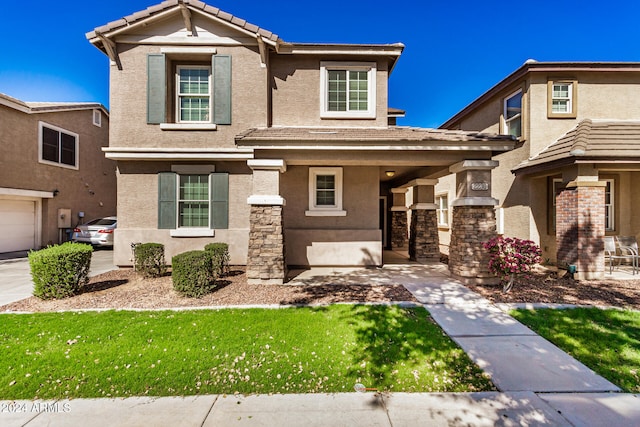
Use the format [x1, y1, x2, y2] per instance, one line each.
[170, 228, 215, 237]
[449, 160, 499, 173]
[451, 197, 499, 207]
[247, 159, 287, 172]
[410, 203, 438, 210]
[247, 195, 286, 206]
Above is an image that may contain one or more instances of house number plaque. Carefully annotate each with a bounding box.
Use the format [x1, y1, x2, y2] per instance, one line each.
[471, 182, 489, 191]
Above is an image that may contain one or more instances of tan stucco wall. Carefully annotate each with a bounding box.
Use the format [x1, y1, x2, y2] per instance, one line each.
[0, 105, 115, 247]
[280, 165, 381, 266]
[109, 43, 267, 149]
[270, 56, 389, 128]
[112, 160, 251, 266]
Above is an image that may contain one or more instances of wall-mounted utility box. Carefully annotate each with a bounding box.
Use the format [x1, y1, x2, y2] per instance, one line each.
[58, 208, 72, 228]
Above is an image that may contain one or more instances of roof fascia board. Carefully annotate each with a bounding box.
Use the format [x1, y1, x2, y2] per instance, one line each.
[0, 96, 30, 113]
[276, 43, 403, 56]
[1, 98, 109, 116]
[234, 143, 515, 152]
[89, 8, 179, 43]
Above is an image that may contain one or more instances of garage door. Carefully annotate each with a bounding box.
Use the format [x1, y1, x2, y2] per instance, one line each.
[0, 200, 36, 253]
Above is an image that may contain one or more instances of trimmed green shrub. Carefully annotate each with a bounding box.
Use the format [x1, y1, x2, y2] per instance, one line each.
[29, 242, 93, 300]
[204, 242, 230, 277]
[172, 250, 215, 298]
[134, 243, 167, 278]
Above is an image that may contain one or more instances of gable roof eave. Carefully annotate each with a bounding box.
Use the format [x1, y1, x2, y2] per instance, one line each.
[86, 0, 281, 54]
[0, 93, 109, 117]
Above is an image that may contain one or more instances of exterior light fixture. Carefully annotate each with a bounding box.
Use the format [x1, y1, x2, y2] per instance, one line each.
[385, 170, 395, 178]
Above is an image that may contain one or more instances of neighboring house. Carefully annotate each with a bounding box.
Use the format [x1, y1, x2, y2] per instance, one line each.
[87, 0, 514, 284]
[439, 61, 640, 279]
[0, 93, 115, 253]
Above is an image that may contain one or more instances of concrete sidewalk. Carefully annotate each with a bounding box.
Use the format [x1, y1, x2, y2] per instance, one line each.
[0, 250, 116, 306]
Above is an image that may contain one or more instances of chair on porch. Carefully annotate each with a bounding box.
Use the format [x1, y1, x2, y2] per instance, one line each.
[616, 236, 639, 275]
[604, 236, 637, 275]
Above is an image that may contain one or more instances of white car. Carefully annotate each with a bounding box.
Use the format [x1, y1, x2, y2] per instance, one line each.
[72, 216, 117, 247]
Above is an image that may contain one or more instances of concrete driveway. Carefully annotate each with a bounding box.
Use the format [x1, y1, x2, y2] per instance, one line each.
[0, 249, 116, 307]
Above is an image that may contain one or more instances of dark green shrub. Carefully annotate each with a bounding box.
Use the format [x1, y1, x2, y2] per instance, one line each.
[172, 250, 215, 298]
[134, 243, 167, 278]
[29, 242, 93, 300]
[204, 242, 230, 277]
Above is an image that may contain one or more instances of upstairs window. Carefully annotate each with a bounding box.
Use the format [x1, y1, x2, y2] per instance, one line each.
[503, 89, 522, 138]
[320, 62, 376, 119]
[39, 122, 78, 169]
[176, 66, 211, 123]
[548, 79, 577, 118]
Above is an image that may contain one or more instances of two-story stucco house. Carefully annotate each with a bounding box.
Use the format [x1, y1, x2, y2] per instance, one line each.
[0, 93, 115, 253]
[87, 0, 515, 284]
[438, 61, 640, 279]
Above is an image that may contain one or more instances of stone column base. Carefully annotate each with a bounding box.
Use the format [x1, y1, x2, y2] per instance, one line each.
[391, 210, 408, 250]
[409, 209, 439, 262]
[448, 205, 496, 281]
[247, 205, 286, 285]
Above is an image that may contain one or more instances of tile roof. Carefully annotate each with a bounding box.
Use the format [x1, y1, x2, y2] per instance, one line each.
[86, 0, 279, 42]
[236, 127, 515, 149]
[513, 119, 640, 174]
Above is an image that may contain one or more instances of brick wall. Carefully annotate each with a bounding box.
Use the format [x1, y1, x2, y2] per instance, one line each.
[556, 185, 604, 279]
[247, 205, 286, 284]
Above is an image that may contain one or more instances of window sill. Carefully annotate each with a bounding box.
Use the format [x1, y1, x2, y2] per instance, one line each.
[170, 228, 215, 237]
[305, 210, 347, 217]
[320, 113, 376, 120]
[160, 123, 218, 131]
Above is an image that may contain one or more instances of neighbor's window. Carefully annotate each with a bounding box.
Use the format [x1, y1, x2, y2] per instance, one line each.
[605, 179, 614, 231]
[178, 174, 209, 227]
[320, 62, 376, 119]
[39, 122, 78, 169]
[306, 167, 346, 216]
[93, 109, 102, 127]
[436, 194, 449, 227]
[503, 89, 522, 138]
[547, 80, 577, 118]
[176, 66, 211, 123]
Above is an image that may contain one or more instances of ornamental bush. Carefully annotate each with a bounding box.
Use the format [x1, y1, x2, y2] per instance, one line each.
[172, 250, 216, 298]
[483, 236, 542, 292]
[29, 242, 93, 300]
[204, 242, 230, 277]
[134, 243, 167, 278]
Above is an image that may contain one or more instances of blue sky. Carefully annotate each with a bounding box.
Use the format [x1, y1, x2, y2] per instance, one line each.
[1, 0, 639, 127]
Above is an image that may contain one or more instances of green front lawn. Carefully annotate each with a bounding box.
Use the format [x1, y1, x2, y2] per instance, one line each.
[1, 305, 493, 399]
[512, 308, 640, 393]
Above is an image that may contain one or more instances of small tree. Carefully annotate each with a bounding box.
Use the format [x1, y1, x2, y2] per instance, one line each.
[483, 236, 542, 292]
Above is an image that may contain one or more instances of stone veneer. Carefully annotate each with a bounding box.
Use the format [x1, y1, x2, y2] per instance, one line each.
[448, 205, 496, 282]
[408, 209, 439, 262]
[556, 184, 605, 279]
[391, 210, 408, 249]
[247, 205, 286, 284]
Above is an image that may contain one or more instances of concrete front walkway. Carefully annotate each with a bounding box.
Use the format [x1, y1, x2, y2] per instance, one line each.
[1, 258, 639, 426]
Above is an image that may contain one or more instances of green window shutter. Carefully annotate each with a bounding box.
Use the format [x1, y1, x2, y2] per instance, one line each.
[147, 54, 166, 124]
[212, 55, 232, 125]
[158, 172, 177, 229]
[210, 173, 229, 229]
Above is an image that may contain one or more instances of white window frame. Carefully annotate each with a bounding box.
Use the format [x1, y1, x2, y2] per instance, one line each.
[38, 121, 79, 170]
[320, 61, 376, 119]
[604, 179, 614, 232]
[551, 82, 572, 114]
[170, 165, 215, 237]
[503, 89, 522, 138]
[176, 65, 212, 124]
[305, 167, 346, 216]
[92, 109, 102, 127]
[436, 193, 449, 227]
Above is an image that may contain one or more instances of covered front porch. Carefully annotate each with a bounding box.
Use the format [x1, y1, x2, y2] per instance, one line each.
[236, 127, 515, 284]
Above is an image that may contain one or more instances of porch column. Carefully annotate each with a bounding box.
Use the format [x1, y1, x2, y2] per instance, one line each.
[556, 165, 605, 280]
[390, 188, 408, 250]
[448, 160, 499, 283]
[408, 179, 440, 262]
[246, 159, 287, 285]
